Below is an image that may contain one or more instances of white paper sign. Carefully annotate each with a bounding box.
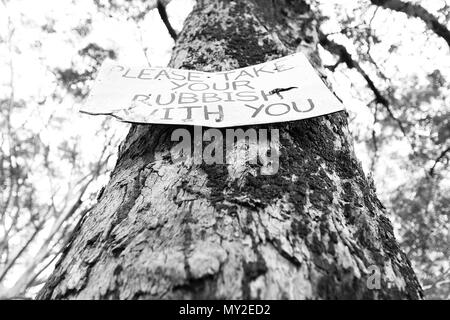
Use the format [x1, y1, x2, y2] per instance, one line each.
[81, 52, 344, 127]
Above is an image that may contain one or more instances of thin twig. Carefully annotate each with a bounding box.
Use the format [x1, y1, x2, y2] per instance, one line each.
[429, 146, 450, 176]
[319, 32, 409, 138]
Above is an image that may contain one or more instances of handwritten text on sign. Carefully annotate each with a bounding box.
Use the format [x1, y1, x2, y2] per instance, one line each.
[81, 52, 344, 127]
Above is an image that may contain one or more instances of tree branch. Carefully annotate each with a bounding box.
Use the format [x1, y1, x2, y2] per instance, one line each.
[157, 0, 177, 41]
[0, 221, 44, 283]
[370, 0, 450, 49]
[429, 146, 450, 176]
[319, 32, 409, 138]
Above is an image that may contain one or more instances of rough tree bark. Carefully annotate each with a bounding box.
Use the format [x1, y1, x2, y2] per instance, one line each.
[38, 0, 423, 299]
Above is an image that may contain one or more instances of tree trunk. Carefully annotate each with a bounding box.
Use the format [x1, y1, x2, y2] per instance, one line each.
[37, 0, 422, 300]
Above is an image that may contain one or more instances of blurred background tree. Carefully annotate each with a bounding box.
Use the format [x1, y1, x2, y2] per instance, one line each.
[0, 0, 448, 299]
